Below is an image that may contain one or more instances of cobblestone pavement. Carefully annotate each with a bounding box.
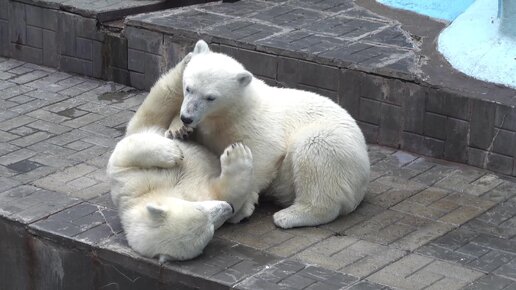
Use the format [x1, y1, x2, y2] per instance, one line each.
[1, 57, 516, 289]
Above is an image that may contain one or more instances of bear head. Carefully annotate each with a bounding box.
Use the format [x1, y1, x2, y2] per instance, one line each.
[181, 40, 253, 127]
[122, 197, 233, 262]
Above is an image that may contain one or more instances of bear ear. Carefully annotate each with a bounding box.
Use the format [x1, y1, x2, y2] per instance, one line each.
[147, 203, 167, 220]
[193, 40, 210, 55]
[236, 71, 252, 87]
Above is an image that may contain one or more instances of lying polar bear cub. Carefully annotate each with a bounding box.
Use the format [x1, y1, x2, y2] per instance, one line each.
[178, 40, 371, 229]
[107, 55, 255, 261]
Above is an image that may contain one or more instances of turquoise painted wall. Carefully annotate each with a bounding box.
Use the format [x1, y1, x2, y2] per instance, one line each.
[376, 0, 475, 21]
[500, 0, 516, 38]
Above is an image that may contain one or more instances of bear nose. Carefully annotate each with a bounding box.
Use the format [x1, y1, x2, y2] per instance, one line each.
[181, 115, 193, 125]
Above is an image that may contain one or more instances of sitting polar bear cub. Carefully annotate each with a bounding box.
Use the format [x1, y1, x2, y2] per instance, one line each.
[107, 55, 255, 261]
[178, 40, 370, 229]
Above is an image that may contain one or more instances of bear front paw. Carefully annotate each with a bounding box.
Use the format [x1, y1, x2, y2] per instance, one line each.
[220, 143, 253, 178]
[165, 126, 193, 140]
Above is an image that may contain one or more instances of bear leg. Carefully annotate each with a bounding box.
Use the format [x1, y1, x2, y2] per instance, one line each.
[212, 143, 257, 223]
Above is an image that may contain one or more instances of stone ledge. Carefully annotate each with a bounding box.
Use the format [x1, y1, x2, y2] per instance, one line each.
[12, 0, 214, 22]
[0, 206, 390, 290]
[120, 1, 516, 177]
[1, 0, 515, 177]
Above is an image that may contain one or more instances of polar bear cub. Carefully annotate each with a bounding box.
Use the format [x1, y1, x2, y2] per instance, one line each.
[179, 40, 370, 229]
[107, 129, 254, 261]
[108, 55, 256, 261]
[123, 52, 258, 225]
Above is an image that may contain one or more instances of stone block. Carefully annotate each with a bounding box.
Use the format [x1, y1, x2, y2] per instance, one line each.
[492, 129, 515, 157]
[379, 103, 401, 147]
[306, 16, 386, 39]
[486, 152, 513, 175]
[74, 16, 103, 42]
[25, 4, 43, 28]
[125, 26, 162, 54]
[254, 5, 324, 29]
[468, 147, 487, 169]
[162, 35, 193, 71]
[427, 90, 471, 121]
[496, 103, 516, 131]
[0, 0, 8, 20]
[358, 121, 379, 143]
[9, 2, 26, 44]
[10, 44, 43, 65]
[57, 13, 76, 57]
[401, 132, 444, 158]
[42, 9, 58, 31]
[218, 45, 277, 79]
[60, 56, 93, 76]
[277, 57, 339, 92]
[402, 85, 425, 134]
[338, 69, 361, 118]
[75, 37, 92, 60]
[209, 20, 282, 44]
[202, 0, 270, 16]
[470, 99, 496, 150]
[127, 48, 145, 73]
[0, 20, 9, 57]
[444, 117, 469, 163]
[359, 97, 381, 125]
[259, 30, 343, 60]
[26, 26, 42, 48]
[424, 112, 447, 140]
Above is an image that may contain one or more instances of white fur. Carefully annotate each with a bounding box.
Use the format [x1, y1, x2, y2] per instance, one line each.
[107, 129, 255, 261]
[108, 55, 257, 261]
[180, 40, 370, 229]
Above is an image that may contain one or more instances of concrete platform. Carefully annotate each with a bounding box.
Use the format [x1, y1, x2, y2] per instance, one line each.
[1, 58, 516, 289]
[0, 0, 213, 81]
[1, 0, 516, 177]
[121, 0, 516, 178]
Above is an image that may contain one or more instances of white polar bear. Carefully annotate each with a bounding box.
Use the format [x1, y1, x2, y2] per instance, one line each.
[178, 40, 370, 229]
[107, 129, 254, 261]
[125, 53, 259, 223]
[107, 55, 256, 261]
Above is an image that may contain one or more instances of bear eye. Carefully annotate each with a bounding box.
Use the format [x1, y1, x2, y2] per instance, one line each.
[185, 86, 191, 93]
[206, 95, 216, 102]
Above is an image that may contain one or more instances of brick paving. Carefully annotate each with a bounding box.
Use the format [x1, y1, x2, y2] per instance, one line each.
[1, 57, 516, 289]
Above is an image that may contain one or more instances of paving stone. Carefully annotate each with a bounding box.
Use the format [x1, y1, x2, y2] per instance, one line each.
[338, 241, 406, 278]
[482, 181, 516, 202]
[208, 20, 283, 43]
[4, 189, 80, 224]
[9, 70, 48, 85]
[6, 159, 43, 173]
[10, 131, 54, 147]
[493, 259, 516, 281]
[0, 148, 37, 166]
[369, 254, 483, 290]
[305, 16, 386, 39]
[0, 115, 37, 131]
[267, 228, 334, 257]
[1, 56, 515, 288]
[463, 274, 516, 290]
[467, 250, 515, 272]
[365, 175, 426, 207]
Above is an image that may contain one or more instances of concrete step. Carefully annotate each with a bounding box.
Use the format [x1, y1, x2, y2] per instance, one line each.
[1, 0, 515, 177]
[1, 58, 516, 290]
[121, 0, 516, 177]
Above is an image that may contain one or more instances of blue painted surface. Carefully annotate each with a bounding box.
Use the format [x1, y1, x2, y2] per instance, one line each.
[500, 0, 516, 38]
[377, 0, 475, 21]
